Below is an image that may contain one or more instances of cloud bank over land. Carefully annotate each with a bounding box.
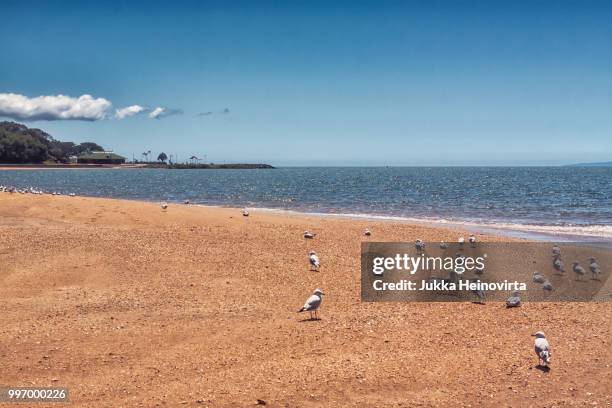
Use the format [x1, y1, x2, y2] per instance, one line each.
[0, 93, 182, 122]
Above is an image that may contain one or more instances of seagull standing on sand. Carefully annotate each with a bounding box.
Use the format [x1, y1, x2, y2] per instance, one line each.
[303, 231, 316, 239]
[542, 280, 554, 292]
[298, 288, 324, 320]
[470, 279, 485, 303]
[458, 236, 465, 248]
[242, 208, 249, 217]
[506, 291, 521, 307]
[533, 271, 546, 284]
[588, 257, 601, 280]
[364, 229, 371, 236]
[552, 246, 561, 257]
[572, 262, 586, 281]
[439, 241, 448, 249]
[553, 257, 565, 275]
[161, 202, 168, 210]
[415, 239, 425, 252]
[532, 331, 552, 367]
[468, 234, 476, 247]
[309, 250, 320, 271]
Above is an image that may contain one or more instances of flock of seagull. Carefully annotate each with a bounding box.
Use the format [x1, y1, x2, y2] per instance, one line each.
[0, 185, 76, 196]
[156, 203, 606, 368]
[5, 190, 603, 369]
[532, 246, 602, 294]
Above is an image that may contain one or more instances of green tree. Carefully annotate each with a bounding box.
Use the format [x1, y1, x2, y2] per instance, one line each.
[157, 152, 168, 163]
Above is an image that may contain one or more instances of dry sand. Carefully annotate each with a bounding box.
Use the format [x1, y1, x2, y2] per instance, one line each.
[0, 193, 610, 407]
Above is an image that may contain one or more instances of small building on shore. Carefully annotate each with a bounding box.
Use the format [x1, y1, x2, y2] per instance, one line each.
[77, 151, 126, 164]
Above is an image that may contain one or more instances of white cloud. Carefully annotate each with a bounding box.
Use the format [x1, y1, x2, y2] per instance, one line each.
[149, 106, 182, 119]
[115, 104, 146, 119]
[0, 93, 112, 121]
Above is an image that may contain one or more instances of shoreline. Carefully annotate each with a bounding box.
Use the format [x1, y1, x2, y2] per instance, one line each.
[1, 187, 609, 241]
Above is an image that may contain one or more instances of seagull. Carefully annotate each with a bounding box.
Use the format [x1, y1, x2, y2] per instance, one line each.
[309, 250, 320, 271]
[242, 208, 249, 217]
[364, 229, 371, 236]
[468, 234, 476, 247]
[415, 239, 425, 252]
[533, 271, 546, 284]
[458, 236, 465, 248]
[588, 257, 601, 280]
[572, 262, 586, 281]
[298, 288, 324, 320]
[69, 193, 76, 197]
[439, 241, 448, 249]
[552, 246, 561, 257]
[303, 231, 316, 239]
[542, 280, 553, 292]
[506, 291, 521, 308]
[553, 257, 565, 275]
[470, 279, 485, 303]
[532, 331, 551, 367]
[161, 202, 168, 210]
[184, 199, 190, 204]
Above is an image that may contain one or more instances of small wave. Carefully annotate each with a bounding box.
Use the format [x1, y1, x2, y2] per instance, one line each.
[247, 207, 612, 240]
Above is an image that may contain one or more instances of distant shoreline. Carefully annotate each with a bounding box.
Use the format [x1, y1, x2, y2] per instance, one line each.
[0, 163, 275, 170]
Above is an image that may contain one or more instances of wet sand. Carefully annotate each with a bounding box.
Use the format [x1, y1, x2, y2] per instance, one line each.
[0, 193, 610, 407]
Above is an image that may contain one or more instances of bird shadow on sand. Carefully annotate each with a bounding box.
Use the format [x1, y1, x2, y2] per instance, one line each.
[298, 317, 322, 323]
[534, 365, 551, 373]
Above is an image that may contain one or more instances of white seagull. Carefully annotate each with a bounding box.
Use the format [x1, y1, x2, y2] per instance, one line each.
[160, 202, 168, 210]
[439, 241, 448, 249]
[242, 208, 249, 217]
[553, 257, 565, 274]
[458, 236, 465, 248]
[572, 262, 586, 281]
[506, 291, 521, 308]
[309, 250, 320, 271]
[468, 234, 476, 247]
[532, 331, 551, 367]
[415, 239, 425, 252]
[532, 271, 546, 284]
[364, 229, 371, 236]
[298, 288, 324, 320]
[588, 257, 601, 280]
[303, 231, 316, 239]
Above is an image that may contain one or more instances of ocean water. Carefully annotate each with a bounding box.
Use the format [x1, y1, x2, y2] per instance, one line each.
[1, 167, 611, 239]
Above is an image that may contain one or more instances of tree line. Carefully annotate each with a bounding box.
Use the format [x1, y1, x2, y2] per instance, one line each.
[0, 121, 104, 163]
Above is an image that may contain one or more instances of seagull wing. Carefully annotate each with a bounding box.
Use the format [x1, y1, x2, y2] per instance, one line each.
[310, 255, 320, 267]
[301, 294, 321, 311]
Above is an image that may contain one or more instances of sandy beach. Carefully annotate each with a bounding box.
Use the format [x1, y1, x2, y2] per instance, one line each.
[0, 193, 610, 407]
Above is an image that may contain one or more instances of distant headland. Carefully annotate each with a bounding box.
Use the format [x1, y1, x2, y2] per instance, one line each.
[0, 121, 274, 169]
[565, 161, 612, 168]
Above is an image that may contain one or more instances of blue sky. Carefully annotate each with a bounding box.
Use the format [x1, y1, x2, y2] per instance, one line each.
[1, 0, 611, 165]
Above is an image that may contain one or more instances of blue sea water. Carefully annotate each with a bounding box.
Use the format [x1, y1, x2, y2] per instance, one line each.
[1, 167, 611, 238]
